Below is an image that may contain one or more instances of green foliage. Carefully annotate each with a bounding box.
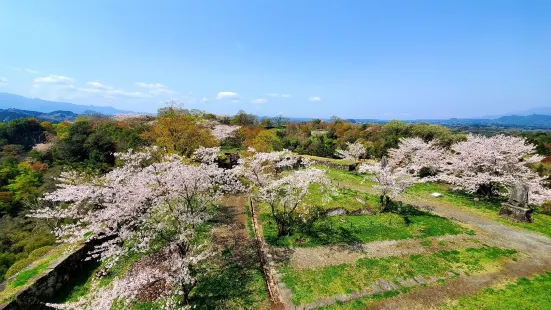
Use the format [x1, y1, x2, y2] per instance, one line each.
[0, 118, 47, 151]
[52, 117, 148, 170]
[280, 246, 517, 305]
[441, 272, 551, 310]
[0, 217, 55, 281]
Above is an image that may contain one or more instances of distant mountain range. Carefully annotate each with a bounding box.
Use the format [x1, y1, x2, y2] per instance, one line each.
[0, 109, 80, 122]
[289, 114, 551, 129]
[0, 92, 134, 115]
[0, 92, 550, 129]
[405, 114, 551, 129]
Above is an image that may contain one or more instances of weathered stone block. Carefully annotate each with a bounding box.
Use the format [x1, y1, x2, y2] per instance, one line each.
[499, 203, 533, 223]
[370, 283, 383, 294]
[377, 280, 393, 291]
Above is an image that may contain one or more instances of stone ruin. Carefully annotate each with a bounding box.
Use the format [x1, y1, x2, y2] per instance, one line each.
[498, 182, 533, 222]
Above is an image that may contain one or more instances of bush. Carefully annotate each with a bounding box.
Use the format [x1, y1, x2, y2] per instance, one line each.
[28, 245, 55, 260]
[5, 257, 33, 279]
[540, 201, 551, 216]
[4, 245, 54, 279]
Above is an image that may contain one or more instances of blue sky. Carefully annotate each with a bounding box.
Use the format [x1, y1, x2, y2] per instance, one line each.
[0, 1, 550, 119]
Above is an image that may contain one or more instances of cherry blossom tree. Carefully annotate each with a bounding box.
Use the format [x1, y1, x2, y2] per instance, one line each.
[237, 149, 329, 236]
[433, 134, 550, 204]
[358, 157, 417, 212]
[193, 146, 221, 165]
[33, 146, 243, 309]
[257, 168, 330, 236]
[200, 120, 241, 141]
[387, 137, 445, 177]
[335, 141, 367, 161]
[236, 148, 307, 188]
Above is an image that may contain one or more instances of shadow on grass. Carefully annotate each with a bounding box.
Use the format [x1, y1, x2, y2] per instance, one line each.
[190, 259, 267, 310]
[262, 203, 469, 248]
[47, 259, 101, 305]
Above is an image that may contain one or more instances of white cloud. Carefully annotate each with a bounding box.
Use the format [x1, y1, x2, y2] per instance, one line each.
[34, 75, 74, 84]
[107, 89, 150, 99]
[25, 68, 40, 74]
[135, 82, 175, 95]
[0, 77, 7, 83]
[76, 87, 104, 94]
[200, 97, 209, 102]
[231, 99, 240, 103]
[308, 96, 322, 102]
[87, 81, 112, 89]
[216, 91, 239, 99]
[267, 93, 290, 98]
[250, 98, 267, 104]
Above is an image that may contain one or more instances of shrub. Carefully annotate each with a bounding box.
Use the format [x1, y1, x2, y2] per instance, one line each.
[540, 201, 551, 216]
[4, 245, 54, 279]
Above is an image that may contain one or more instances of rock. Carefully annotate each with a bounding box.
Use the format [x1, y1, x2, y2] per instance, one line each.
[370, 283, 383, 294]
[414, 276, 426, 284]
[350, 291, 360, 300]
[325, 208, 348, 216]
[397, 277, 410, 287]
[349, 208, 374, 215]
[499, 182, 533, 222]
[316, 298, 327, 307]
[431, 192, 442, 197]
[377, 280, 393, 291]
[304, 303, 316, 309]
[324, 297, 336, 305]
[389, 281, 400, 290]
[405, 278, 418, 286]
[336, 294, 350, 302]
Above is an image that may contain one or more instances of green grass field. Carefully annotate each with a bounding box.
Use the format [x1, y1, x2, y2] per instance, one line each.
[301, 155, 356, 166]
[441, 271, 551, 310]
[322, 167, 551, 239]
[303, 184, 378, 212]
[280, 246, 517, 305]
[261, 186, 470, 247]
[261, 211, 470, 247]
[406, 182, 551, 239]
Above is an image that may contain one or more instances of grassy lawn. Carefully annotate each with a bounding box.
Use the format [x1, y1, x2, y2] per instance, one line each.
[322, 167, 551, 239]
[442, 271, 551, 310]
[261, 205, 471, 247]
[320, 166, 375, 188]
[301, 155, 357, 166]
[0, 245, 71, 304]
[303, 184, 378, 212]
[406, 182, 551, 239]
[280, 246, 518, 305]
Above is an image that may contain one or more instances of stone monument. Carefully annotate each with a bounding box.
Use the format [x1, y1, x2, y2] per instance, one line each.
[498, 182, 533, 222]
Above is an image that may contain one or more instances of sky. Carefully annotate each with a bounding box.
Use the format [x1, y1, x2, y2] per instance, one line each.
[0, 0, 550, 119]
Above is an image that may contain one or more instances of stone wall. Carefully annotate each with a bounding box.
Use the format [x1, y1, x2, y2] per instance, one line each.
[312, 160, 357, 171]
[0, 242, 94, 310]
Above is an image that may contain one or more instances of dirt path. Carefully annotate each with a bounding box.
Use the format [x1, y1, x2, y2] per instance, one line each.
[334, 180, 551, 309]
[212, 196, 276, 310]
[286, 234, 485, 269]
